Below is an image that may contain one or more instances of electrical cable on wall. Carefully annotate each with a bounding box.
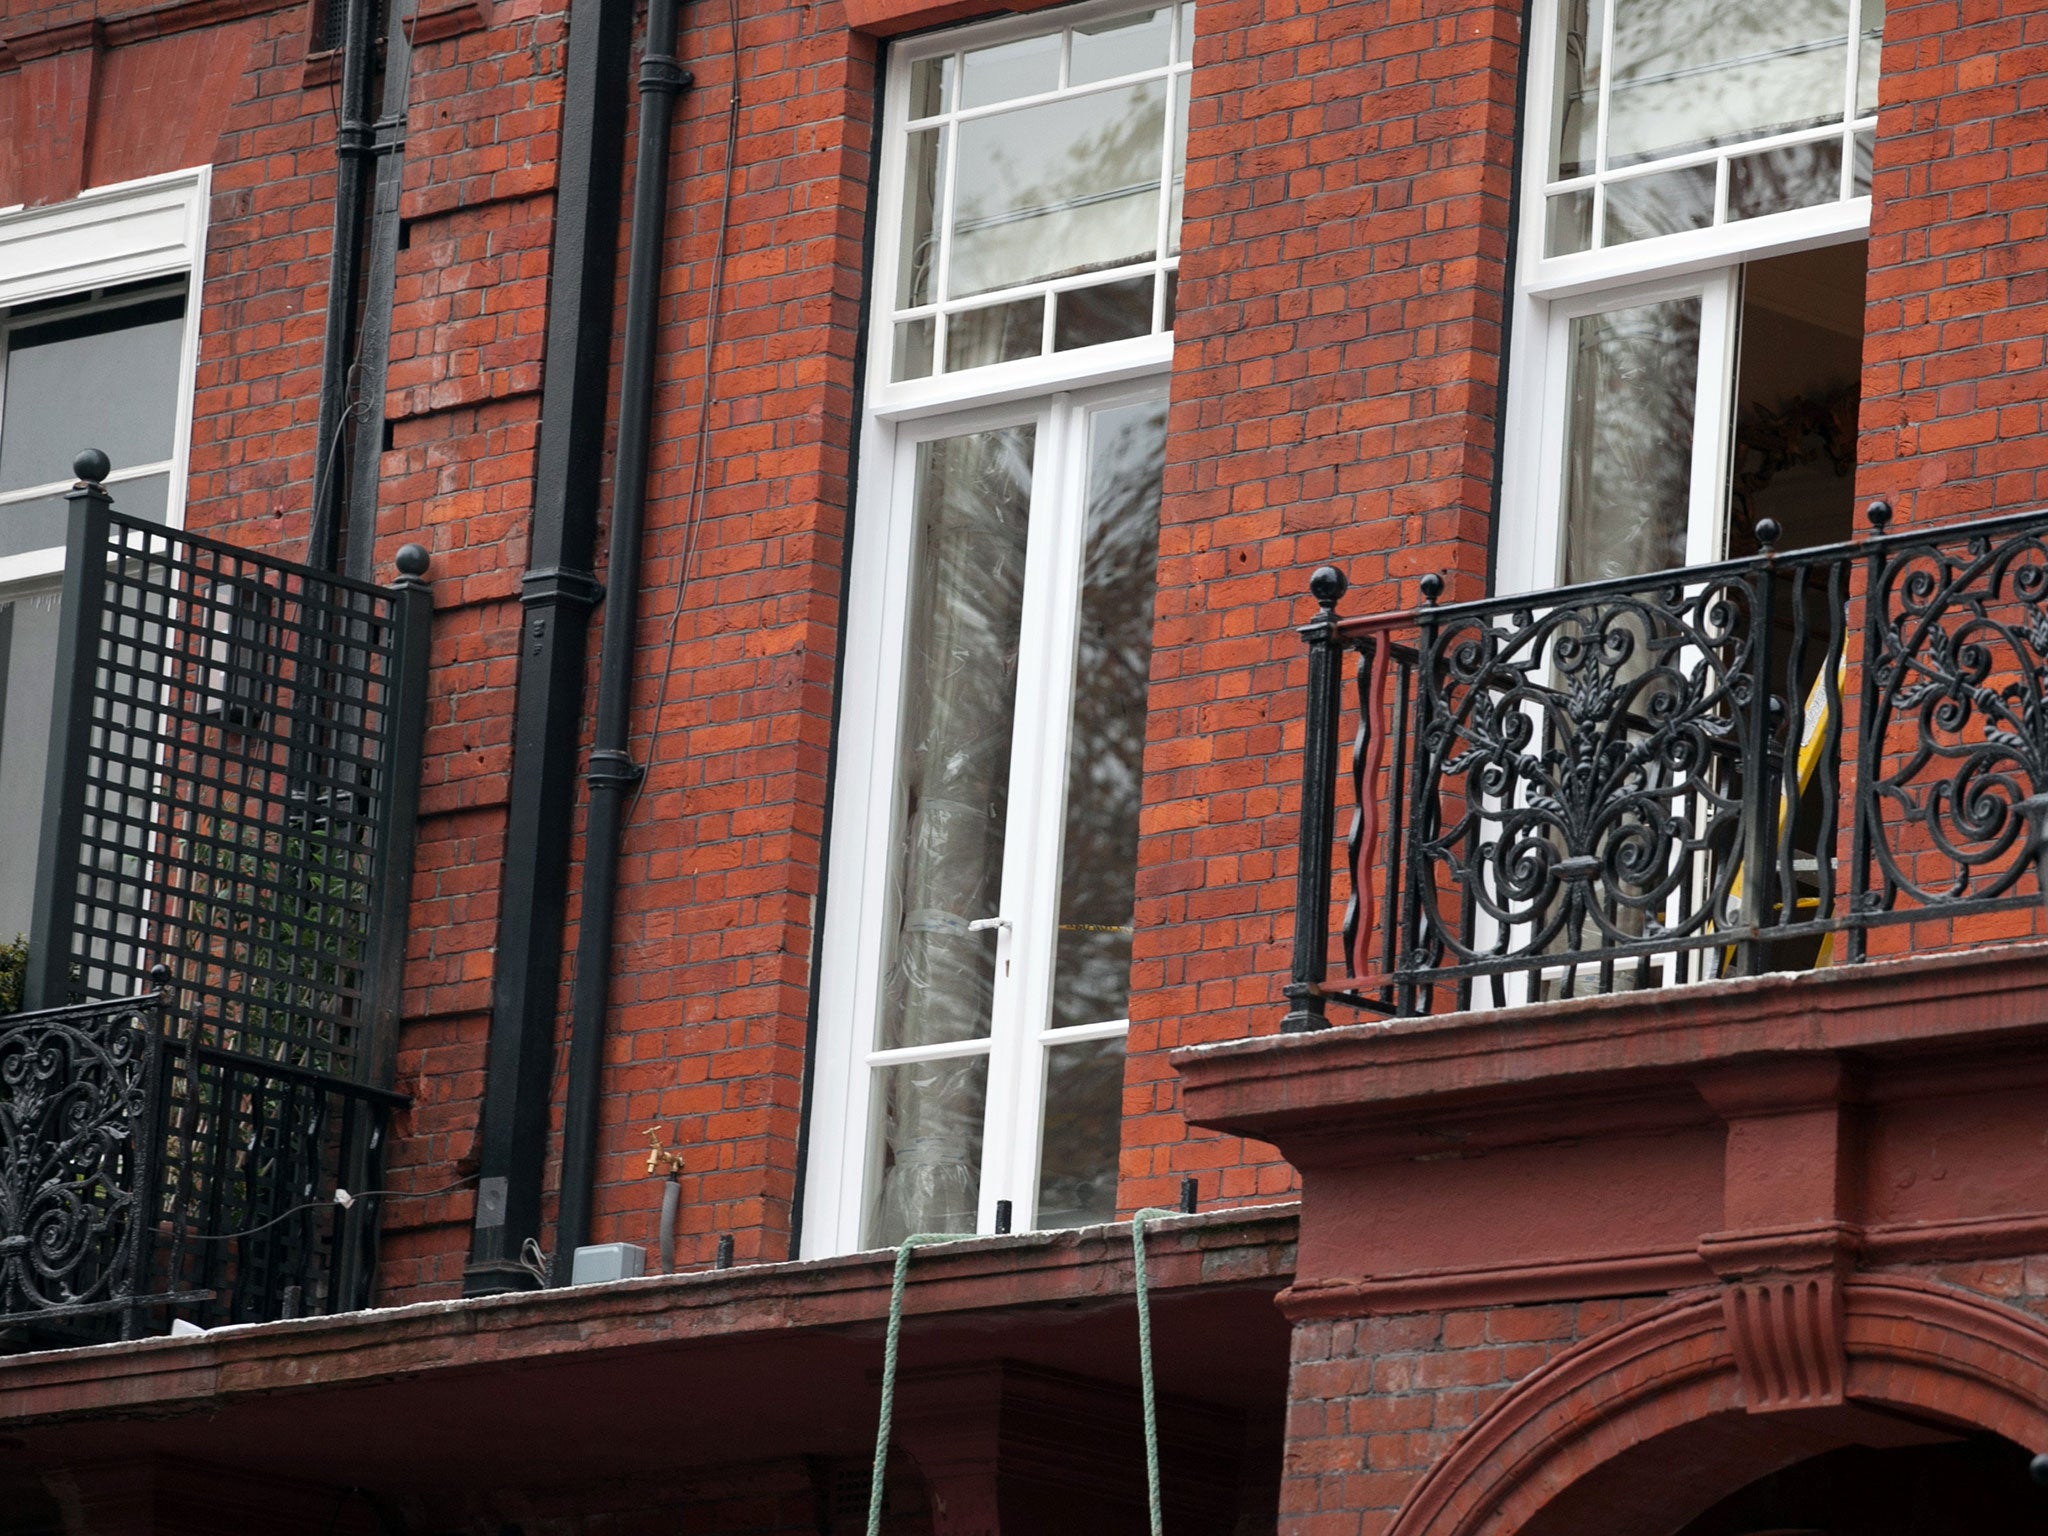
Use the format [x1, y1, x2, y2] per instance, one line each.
[183, 1174, 479, 1243]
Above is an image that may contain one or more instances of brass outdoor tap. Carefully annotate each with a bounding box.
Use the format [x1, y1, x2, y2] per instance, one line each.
[643, 1125, 685, 1179]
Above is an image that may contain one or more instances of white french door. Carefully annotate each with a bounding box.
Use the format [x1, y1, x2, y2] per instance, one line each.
[1502, 268, 1742, 596]
[804, 378, 1165, 1255]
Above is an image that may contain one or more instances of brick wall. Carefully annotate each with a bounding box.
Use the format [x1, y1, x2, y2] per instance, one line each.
[1118, 0, 1521, 1215]
[11, 0, 2044, 1302]
[1858, 0, 2048, 526]
[1277, 1263, 2048, 1536]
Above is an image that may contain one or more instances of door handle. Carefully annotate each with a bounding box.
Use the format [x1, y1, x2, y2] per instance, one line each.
[966, 916, 1011, 933]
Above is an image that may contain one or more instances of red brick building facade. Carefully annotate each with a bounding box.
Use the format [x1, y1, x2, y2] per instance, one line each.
[2, 0, 2048, 1524]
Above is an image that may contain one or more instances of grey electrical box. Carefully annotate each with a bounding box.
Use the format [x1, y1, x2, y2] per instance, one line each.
[569, 1242, 647, 1285]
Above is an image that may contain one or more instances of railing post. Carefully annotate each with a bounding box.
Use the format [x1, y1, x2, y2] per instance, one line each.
[362, 544, 433, 1090]
[26, 452, 115, 1012]
[1397, 575, 1444, 1017]
[1846, 501, 1891, 964]
[1734, 522, 1784, 975]
[1283, 566, 1349, 1033]
[334, 544, 431, 1309]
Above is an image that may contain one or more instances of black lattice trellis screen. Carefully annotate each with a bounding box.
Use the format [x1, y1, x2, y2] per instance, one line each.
[28, 480, 431, 1092]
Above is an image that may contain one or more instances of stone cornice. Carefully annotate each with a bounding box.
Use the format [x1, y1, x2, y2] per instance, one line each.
[0, 0, 297, 67]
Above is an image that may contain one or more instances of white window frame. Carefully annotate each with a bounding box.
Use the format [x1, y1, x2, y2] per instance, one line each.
[1496, 0, 1874, 597]
[0, 168, 208, 949]
[804, 0, 1185, 1257]
[0, 166, 209, 594]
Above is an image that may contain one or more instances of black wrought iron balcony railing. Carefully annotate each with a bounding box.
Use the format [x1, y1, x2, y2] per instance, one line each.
[1285, 503, 2048, 1028]
[1, 456, 431, 1343]
[0, 988, 405, 1342]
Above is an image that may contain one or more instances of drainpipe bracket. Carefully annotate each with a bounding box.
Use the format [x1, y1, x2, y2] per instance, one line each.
[587, 749, 645, 790]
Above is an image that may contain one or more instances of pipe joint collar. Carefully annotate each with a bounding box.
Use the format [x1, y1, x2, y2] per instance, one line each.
[519, 566, 605, 610]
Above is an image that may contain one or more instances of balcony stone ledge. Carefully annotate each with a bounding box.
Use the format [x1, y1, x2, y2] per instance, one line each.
[1176, 941, 2048, 1322]
[0, 1206, 1296, 1445]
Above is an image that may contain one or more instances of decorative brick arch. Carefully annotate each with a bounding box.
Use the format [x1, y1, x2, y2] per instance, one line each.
[1386, 1277, 2048, 1536]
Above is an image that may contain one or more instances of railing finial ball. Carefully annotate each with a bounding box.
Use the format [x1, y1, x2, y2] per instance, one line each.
[1867, 499, 1893, 531]
[1755, 517, 1780, 551]
[1419, 573, 1444, 605]
[74, 448, 110, 486]
[1309, 565, 1347, 610]
[394, 543, 431, 580]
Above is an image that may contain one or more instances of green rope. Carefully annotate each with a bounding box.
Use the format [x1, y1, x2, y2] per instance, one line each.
[868, 1232, 958, 1536]
[866, 1213, 1179, 1536]
[1131, 1207, 1176, 1536]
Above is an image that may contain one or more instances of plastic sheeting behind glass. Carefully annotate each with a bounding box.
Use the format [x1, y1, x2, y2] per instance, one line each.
[1561, 298, 1700, 583]
[877, 425, 1035, 1053]
[1049, 399, 1164, 1033]
[867, 1055, 989, 1245]
[865, 425, 1034, 1246]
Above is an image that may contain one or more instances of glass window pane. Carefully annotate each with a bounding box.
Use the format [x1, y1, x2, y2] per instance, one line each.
[1167, 78, 1188, 255]
[893, 318, 936, 382]
[1602, 163, 1716, 245]
[1036, 1035, 1126, 1229]
[1554, 0, 1606, 177]
[951, 82, 1166, 297]
[1053, 275, 1155, 352]
[1162, 269, 1178, 330]
[1857, 0, 1882, 116]
[1547, 189, 1595, 255]
[908, 55, 954, 119]
[947, 295, 1044, 371]
[1562, 297, 1701, 583]
[0, 473, 167, 561]
[1071, 7, 1171, 84]
[1728, 138, 1843, 221]
[1175, 0, 1197, 59]
[866, 1053, 988, 1245]
[1050, 399, 1165, 1031]
[876, 426, 1036, 1051]
[1606, 0, 1847, 167]
[0, 579, 62, 940]
[896, 128, 946, 309]
[0, 493, 66, 561]
[0, 293, 186, 494]
[1851, 128, 1874, 195]
[960, 31, 1060, 110]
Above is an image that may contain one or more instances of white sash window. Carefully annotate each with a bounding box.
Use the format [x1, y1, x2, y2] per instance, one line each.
[0, 171, 207, 944]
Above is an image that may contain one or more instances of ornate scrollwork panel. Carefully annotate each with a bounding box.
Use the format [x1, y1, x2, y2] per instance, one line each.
[1409, 576, 1760, 973]
[1865, 528, 2048, 907]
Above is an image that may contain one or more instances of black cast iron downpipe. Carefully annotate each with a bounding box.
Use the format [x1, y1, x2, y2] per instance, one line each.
[464, 0, 636, 1295]
[553, 0, 690, 1276]
[306, 0, 381, 573]
[342, 0, 419, 583]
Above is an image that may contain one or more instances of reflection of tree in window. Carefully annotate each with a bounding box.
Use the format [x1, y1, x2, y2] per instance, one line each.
[1562, 298, 1699, 584]
[952, 83, 1166, 297]
[1051, 402, 1165, 1033]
